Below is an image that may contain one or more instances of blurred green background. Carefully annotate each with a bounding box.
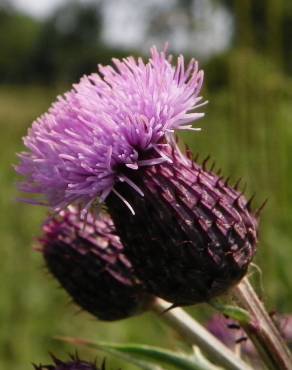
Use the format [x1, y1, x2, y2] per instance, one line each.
[1, 0, 292, 369]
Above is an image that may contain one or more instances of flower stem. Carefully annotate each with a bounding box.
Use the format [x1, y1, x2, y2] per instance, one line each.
[233, 277, 292, 370]
[152, 298, 252, 370]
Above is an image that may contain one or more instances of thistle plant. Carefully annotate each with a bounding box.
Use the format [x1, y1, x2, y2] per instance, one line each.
[16, 47, 292, 370]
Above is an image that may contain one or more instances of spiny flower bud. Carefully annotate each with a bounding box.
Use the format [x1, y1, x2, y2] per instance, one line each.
[33, 354, 104, 370]
[106, 147, 258, 305]
[41, 208, 152, 321]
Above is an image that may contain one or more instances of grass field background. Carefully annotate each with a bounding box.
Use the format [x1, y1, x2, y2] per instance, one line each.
[1, 49, 292, 369]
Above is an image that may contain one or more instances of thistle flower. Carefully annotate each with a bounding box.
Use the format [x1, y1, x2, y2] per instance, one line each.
[17, 46, 258, 305]
[41, 208, 152, 321]
[17, 47, 204, 210]
[106, 147, 258, 305]
[33, 354, 103, 370]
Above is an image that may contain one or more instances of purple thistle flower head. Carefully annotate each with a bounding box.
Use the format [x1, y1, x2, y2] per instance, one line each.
[17, 46, 204, 210]
[17, 45, 258, 306]
[33, 354, 103, 370]
[41, 207, 152, 321]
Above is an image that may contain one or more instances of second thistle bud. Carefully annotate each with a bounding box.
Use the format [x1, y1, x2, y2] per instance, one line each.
[34, 354, 104, 370]
[106, 147, 258, 306]
[41, 208, 152, 321]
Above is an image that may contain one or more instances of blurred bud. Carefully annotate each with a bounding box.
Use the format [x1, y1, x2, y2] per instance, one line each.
[106, 147, 258, 305]
[41, 208, 152, 321]
[33, 354, 104, 370]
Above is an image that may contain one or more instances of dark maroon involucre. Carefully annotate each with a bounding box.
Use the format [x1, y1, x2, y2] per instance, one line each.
[41, 208, 152, 321]
[106, 147, 258, 305]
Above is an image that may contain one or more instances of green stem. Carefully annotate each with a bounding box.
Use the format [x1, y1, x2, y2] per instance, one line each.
[233, 277, 292, 370]
[152, 298, 252, 370]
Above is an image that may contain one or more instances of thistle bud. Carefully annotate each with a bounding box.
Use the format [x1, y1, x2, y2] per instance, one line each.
[33, 354, 104, 370]
[41, 208, 152, 321]
[106, 147, 258, 305]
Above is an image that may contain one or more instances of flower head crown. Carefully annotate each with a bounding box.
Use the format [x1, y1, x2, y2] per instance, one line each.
[17, 47, 204, 210]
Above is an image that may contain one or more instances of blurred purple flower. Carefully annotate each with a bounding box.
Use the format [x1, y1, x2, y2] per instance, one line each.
[17, 47, 204, 210]
[41, 207, 152, 321]
[206, 314, 245, 349]
[207, 313, 292, 359]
